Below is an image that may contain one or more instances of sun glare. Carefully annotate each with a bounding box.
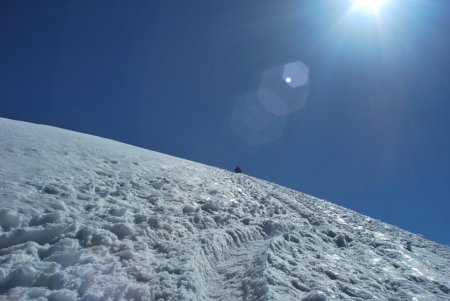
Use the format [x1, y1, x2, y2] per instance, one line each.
[352, 0, 385, 13]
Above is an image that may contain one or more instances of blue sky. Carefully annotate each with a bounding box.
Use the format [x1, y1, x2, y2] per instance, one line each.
[1, 0, 449, 246]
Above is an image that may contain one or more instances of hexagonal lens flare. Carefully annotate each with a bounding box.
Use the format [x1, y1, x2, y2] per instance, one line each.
[258, 60, 310, 116]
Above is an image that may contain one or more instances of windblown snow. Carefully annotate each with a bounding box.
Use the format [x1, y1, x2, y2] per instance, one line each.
[0, 117, 449, 301]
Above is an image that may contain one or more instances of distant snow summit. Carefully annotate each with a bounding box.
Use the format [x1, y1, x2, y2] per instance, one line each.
[0, 117, 449, 301]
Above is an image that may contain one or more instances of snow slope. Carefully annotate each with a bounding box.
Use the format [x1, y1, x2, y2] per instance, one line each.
[0, 117, 449, 301]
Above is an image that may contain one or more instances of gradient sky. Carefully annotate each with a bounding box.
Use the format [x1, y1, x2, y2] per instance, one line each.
[1, 0, 449, 246]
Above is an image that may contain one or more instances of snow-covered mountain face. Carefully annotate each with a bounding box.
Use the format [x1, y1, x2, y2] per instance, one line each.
[0, 118, 449, 301]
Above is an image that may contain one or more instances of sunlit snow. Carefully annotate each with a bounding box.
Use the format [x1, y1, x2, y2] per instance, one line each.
[0, 117, 449, 300]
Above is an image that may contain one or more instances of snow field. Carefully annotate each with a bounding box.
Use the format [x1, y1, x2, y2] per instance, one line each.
[0, 118, 449, 300]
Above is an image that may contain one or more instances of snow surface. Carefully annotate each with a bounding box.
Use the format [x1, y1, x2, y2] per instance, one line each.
[0, 117, 449, 301]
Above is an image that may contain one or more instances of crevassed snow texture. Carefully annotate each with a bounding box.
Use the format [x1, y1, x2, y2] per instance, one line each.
[0, 117, 449, 301]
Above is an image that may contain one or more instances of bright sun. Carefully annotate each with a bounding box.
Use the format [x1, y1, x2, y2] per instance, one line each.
[352, 0, 385, 13]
